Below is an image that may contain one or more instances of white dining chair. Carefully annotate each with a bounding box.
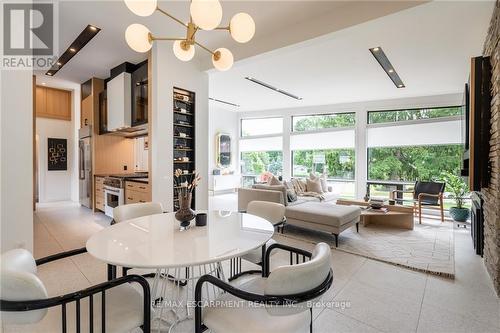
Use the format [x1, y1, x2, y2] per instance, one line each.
[195, 242, 333, 333]
[113, 202, 164, 223]
[112, 202, 164, 278]
[229, 201, 286, 281]
[0, 248, 151, 332]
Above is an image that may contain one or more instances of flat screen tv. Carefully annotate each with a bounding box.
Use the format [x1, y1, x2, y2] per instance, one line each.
[461, 56, 491, 191]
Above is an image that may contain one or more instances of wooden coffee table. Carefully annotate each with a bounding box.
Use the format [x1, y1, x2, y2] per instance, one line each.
[336, 199, 415, 230]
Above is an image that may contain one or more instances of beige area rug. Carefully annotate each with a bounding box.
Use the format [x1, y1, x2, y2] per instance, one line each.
[277, 219, 455, 279]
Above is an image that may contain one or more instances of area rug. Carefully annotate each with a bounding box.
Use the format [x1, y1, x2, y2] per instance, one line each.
[277, 220, 455, 279]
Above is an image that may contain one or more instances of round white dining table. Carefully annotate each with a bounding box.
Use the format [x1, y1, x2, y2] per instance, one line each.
[86, 210, 274, 269]
[87, 211, 274, 332]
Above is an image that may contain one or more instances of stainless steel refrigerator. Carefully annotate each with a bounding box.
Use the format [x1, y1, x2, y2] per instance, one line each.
[79, 127, 92, 208]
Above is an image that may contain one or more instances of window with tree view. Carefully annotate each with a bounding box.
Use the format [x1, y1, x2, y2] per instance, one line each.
[368, 145, 463, 182]
[292, 149, 355, 179]
[368, 106, 462, 124]
[293, 113, 355, 131]
[240, 151, 283, 186]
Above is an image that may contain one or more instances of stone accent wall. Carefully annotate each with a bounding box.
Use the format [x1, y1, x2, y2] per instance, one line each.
[482, 1, 500, 296]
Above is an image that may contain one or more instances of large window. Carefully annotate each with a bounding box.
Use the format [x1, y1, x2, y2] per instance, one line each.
[292, 112, 355, 132]
[290, 112, 356, 197]
[241, 117, 283, 137]
[240, 117, 283, 186]
[366, 106, 465, 208]
[240, 151, 283, 187]
[368, 145, 463, 181]
[292, 149, 355, 179]
[292, 149, 355, 198]
[368, 106, 462, 124]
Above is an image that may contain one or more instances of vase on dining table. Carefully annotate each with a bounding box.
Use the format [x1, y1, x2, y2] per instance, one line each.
[175, 193, 195, 230]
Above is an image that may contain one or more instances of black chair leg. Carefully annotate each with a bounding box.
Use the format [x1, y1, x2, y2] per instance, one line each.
[333, 234, 338, 247]
[356, 222, 359, 233]
[107, 264, 116, 281]
[310, 307, 313, 333]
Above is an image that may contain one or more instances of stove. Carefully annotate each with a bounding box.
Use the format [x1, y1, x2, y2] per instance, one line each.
[104, 173, 148, 188]
[103, 173, 148, 218]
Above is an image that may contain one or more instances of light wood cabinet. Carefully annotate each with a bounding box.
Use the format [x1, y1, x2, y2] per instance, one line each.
[125, 181, 151, 204]
[36, 86, 71, 121]
[95, 176, 105, 211]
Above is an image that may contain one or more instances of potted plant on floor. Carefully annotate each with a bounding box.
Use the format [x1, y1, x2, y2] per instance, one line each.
[440, 171, 469, 222]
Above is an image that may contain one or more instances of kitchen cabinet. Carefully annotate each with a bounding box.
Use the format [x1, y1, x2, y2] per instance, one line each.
[107, 72, 132, 131]
[131, 61, 148, 126]
[36, 86, 71, 121]
[95, 176, 105, 211]
[125, 180, 151, 204]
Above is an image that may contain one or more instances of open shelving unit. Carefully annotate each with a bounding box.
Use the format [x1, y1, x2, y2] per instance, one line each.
[173, 87, 196, 210]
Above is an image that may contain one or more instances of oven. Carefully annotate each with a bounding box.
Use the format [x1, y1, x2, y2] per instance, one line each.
[104, 177, 124, 218]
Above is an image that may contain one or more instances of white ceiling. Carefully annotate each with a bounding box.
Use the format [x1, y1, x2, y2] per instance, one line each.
[36, 1, 423, 83]
[209, 1, 494, 112]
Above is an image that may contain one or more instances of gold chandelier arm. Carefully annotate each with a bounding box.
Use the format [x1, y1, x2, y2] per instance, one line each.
[214, 26, 230, 31]
[194, 41, 215, 55]
[150, 35, 186, 42]
[156, 6, 187, 27]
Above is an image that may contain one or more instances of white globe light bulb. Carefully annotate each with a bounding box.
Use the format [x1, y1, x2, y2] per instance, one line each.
[124, 0, 157, 17]
[173, 40, 195, 62]
[212, 48, 233, 71]
[190, 0, 222, 31]
[230, 13, 255, 43]
[125, 23, 152, 53]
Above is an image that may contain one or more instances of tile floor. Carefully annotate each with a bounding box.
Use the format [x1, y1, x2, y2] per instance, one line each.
[3, 197, 499, 333]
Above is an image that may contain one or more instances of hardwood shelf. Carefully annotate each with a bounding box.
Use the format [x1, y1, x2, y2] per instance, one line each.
[174, 136, 193, 139]
[174, 161, 193, 163]
[174, 148, 193, 151]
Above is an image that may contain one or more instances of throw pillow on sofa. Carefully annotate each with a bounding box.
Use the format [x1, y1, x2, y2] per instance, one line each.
[267, 175, 282, 186]
[286, 189, 298, 203]
[310, 172, 329, 192]
[306, 178, 323, 194]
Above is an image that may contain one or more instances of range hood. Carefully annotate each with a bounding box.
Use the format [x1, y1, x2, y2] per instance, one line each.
[107, 72, 132, 132]
[103, 61, 148, 138]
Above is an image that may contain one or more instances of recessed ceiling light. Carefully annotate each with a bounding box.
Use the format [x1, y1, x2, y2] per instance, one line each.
[41, 82, 46, 85]
[45, 24, 101, 77]
[369, 47, 405, 89]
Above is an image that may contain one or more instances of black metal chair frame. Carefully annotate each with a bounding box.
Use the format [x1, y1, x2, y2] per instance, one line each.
[228, 216, 287, 282]
[1, 247, 151, 333]
[195, 243, 333, 333]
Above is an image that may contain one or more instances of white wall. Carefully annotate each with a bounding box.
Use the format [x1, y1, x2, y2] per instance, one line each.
[0, 70, 34, 252]
[151, 43, 209, 211]
[208, 105, 239, 173]
[237, 93, 463, 198]
[36, 118, 73, 202]
[35, 76, 81, 202]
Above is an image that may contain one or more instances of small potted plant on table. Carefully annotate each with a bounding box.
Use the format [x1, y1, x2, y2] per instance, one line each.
[440, 171, 469, 222]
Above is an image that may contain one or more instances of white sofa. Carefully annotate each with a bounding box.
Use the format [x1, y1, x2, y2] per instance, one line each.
[238, 186, 360, 247]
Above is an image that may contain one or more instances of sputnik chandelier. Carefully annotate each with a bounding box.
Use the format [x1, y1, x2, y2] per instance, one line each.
[124, 0, 256, 71]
